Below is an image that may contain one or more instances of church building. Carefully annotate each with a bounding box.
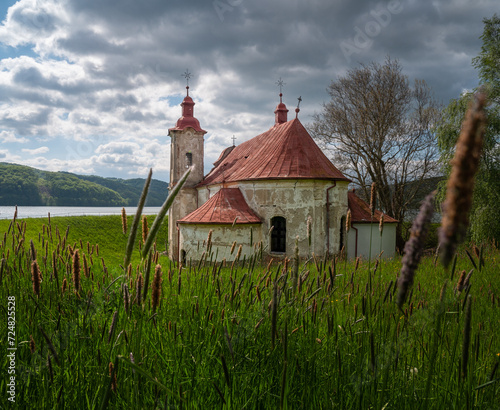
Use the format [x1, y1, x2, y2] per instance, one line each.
[167, 85, 397, 263]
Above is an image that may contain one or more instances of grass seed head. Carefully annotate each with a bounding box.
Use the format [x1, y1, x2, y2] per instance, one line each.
[346, 209, 351, 233]
[207, 229, 213, 250]
[109, 362, 117, 393]
[152, 264, 162, 312]
[397, 191, 436, 308]
[370, 182, 377, 217]
[354, 256, 360, 271]
[142, 215, 148, 244]
[456, 270, 467, 292]
[473, 244, 480, 260]
[72, 249, 81, 293]
[136, 273, 143, 305]
[463, 269, 474, 289]
[122, 284, 130, 314]
[440, 92, 487, 268]
[31, 260, 41, 297]
[121, 207, 127, 234]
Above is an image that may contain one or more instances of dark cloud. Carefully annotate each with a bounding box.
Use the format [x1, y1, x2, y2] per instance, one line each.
[9, 5, 60, 35]
[0, 0, 497, 180]
[0, 107, 51, 135]
[57, 29, 126, 55]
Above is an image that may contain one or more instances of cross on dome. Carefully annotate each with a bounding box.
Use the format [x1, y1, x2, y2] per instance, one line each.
[296, 96, 302, 118]
[182, 69, 192, 95]
[275, 77, 286, 93]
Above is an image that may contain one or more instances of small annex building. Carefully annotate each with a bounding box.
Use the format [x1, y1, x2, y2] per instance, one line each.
[347, 190, 397, 260]
[167, 85, 397, 263]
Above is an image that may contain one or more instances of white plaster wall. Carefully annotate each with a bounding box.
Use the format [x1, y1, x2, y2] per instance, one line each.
[168, 187, 198, 260]
[179, 223, 262, 262]
[347, 223, 396, 259]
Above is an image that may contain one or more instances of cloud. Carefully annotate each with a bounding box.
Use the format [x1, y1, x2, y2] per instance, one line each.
[0, 130, 28, 143]
[0, 0, 497, 181]
[21, 146, 49, 155]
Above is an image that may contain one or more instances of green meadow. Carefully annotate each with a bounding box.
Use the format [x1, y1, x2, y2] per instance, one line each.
[0, 215, 499, 409]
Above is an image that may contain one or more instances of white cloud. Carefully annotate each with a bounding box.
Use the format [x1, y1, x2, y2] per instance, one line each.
[21, 146, 49, 155]
[0, 130, 28, 143]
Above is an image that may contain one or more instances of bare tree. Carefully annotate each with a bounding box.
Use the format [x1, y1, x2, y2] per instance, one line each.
[310, 58, 441, 250]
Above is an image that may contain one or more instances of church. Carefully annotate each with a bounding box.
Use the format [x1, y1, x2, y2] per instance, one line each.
[167, 85, 397, 263]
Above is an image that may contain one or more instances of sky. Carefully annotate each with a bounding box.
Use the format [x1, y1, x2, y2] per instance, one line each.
[0, 0, 497, 182]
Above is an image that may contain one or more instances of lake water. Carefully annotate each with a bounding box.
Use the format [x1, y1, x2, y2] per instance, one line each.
[0, 206, 161, 220]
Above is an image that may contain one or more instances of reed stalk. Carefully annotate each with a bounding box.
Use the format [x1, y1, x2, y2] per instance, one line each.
[124, 168, 152, 270]
[142, 167, 192, 259]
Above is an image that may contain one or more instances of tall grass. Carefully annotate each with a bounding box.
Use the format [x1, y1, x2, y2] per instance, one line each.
[0, 210, 499, 408]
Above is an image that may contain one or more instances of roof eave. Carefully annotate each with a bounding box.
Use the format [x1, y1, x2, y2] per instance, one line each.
[197, 176, 351, 187]
[178, 221, 262, 225]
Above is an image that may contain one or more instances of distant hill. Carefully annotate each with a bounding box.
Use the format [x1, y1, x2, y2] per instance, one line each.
[0, 163, 169, 206]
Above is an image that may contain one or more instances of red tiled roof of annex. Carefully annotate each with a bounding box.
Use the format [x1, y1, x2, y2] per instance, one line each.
[198, 118, 350, 187]
[348, 191, 398, 224]
[178, 188, 261, 224]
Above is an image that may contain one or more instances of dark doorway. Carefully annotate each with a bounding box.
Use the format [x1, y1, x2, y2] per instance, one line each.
[271, 216, 286, 253]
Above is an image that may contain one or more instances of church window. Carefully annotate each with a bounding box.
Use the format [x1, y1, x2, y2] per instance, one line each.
[186, 152, 193, 167]
[271, 216, 286, 253]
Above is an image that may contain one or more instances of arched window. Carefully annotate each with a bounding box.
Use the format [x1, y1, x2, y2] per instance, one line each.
[339, 216, 346, 252]
[271, 216, 286, 253]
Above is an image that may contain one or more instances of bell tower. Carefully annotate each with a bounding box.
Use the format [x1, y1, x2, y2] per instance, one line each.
[168, 79, 206, 262]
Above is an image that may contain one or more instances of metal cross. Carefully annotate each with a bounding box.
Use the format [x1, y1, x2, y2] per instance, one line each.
[231, 135, 236, 146]
[297, 96, 302, 109]
[275, 77, 286, 93]
[182, 69, 192, 87]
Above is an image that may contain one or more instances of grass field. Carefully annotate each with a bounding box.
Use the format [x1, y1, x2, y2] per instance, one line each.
[1, 214, 499, 409]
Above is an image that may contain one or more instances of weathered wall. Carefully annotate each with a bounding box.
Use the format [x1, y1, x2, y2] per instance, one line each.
[179, 223, 263, 262]
[195, 179, 349, 259]
[347, 223, 397, 259]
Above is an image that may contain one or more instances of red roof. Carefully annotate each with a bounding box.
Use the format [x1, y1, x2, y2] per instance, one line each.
[198, 119, 349, 186]
[348, 191, 398, 224]
[178, 188, 261, 224]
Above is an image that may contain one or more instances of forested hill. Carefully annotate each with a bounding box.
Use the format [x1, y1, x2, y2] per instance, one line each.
[0, 163, 169, 206]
